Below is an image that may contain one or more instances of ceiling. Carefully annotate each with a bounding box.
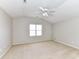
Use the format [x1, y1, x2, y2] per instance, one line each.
[0, 0, 79, 23]
[46, 0, 79, 23]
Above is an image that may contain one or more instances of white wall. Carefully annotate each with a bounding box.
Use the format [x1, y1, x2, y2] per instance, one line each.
[13, 17, 52, 45]
[0, 9, 12, 58]
[52, 18, 79, 49]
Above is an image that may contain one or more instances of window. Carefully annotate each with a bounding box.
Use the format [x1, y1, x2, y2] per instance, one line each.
[29, 24, 42, 36]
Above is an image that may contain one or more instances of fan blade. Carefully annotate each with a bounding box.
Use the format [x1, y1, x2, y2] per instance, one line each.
[42, 12, 48, 16]
[40, 7, 45, 11]
[48, 12, 54, 16]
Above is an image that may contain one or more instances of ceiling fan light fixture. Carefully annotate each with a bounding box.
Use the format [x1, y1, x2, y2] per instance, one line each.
[39, 7, 55, 17]
[43, 12, 48, 16]
[39, 7, 48, 11]
[40, 7, 45, 11]
[44, 8, 48, 11]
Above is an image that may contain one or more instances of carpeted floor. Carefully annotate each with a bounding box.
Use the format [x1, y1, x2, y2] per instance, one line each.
[2, 41, 79, 59]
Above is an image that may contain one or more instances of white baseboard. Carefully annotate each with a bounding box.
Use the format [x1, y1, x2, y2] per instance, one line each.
[0, 45, 11, 59]
[13, 39, 52, 45]
[53, 39, 79, 49]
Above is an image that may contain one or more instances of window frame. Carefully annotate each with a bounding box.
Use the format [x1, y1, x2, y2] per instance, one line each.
[29, 24, 42, 37]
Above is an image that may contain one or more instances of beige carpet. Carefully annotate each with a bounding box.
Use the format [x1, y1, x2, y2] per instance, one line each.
[2, 41, 79, 59]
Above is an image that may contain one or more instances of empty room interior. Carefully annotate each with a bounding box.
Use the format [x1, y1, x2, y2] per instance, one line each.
[1, 0, 79, 59]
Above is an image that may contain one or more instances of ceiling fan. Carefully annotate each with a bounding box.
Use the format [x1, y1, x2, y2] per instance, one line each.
[39, 7, 55, 16]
